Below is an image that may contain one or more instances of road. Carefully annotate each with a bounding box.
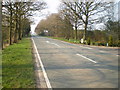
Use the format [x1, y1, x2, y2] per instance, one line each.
[32, 36, 119, 88]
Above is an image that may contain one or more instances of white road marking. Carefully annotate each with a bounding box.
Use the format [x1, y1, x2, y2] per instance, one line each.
[99, 50, 106, 53]
[46, 41, 60, 47]
[51, 43, 61, 47]
[76, 54, 97, 63]
[60, 40, 93, 49]
[32, 38, 52, 88]
[79, 46, 93, 49]
[60, 40, 75, 45]
[100, 51, 119, 57]
[46, 41, 50, 43]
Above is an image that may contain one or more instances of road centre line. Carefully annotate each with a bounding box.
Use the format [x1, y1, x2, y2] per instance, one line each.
[46, 41, 60, 47]
[46, 41, 50, 43]
[99, 50, 106, 53]
[58, 39, 118, 56]
[47, 40, 117, 57]
[76, 54, 97, 63]
[32, 38, 52, 88]
[51, 43, 61, 47]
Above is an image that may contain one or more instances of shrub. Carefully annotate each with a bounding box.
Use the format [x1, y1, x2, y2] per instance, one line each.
[108, 36, 113, 46]
[118, 40, 120, 47]
[95, 41, 106, 46]
[91, 41, 95, 45]
[87, 38, 91, 45]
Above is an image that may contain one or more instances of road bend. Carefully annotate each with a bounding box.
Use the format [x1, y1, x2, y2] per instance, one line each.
[32, 36, 119, 88]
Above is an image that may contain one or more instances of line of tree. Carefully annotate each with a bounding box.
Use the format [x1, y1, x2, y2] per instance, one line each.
[35, 1, 119, 47]
[1, 0, 46, 49]
[60, 0, 115, 42]
[35, 13, 73, 39]
[0, 2, 2, 50]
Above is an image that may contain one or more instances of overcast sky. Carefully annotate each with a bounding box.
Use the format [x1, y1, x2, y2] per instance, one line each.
[31, 0, 61, 34]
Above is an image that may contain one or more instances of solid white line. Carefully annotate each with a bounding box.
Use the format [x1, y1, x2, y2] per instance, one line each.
[60, 40, 74, 45]
[60, 40, 93, 49]
[76, 54, 97, 63]
[32, 38, 52, 88]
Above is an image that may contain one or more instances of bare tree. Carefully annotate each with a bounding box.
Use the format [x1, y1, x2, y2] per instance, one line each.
[60, 2, 82, 40]
[62, 0, 112, 42]
[35, 13, 73, 38]
[0, 1, 2, 49]
[2, 0, 46, 48]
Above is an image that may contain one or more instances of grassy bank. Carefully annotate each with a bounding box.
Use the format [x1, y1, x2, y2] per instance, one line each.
[2, 38, 35, 88]
[46, 36, 119, 47]
[46, 36, 80, 44]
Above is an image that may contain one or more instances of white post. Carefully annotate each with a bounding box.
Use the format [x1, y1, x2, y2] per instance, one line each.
[81, 38, 84, 43]
[107, 43, 108, 46]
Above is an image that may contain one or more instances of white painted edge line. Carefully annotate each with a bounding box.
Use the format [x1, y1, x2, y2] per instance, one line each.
[100, 50, 119, 57]
[61, 40, 92, 49]
[32, 38, 52, 88]
[116, 55, 119, 56]
[60, 40, 75, 45]
[76, 54, 97, 63]
[60, 39, 93, 49]
[79, 46, 92, 49]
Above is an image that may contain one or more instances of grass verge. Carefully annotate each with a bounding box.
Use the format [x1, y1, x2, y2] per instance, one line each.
[46, 36, 80, 44]
[2, 38, 35, 88]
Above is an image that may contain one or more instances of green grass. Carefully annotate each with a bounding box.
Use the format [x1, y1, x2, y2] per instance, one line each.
[0, 50, 2, 89]
[2, 38, 35, 88]
[46, 36, 80, 44]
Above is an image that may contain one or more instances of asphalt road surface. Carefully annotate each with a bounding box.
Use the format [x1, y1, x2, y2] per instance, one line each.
[32, 36, 119, 88]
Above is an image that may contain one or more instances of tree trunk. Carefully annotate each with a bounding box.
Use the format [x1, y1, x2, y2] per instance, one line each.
[83, 23, 87, 40]
[83, 16, 88, 41]
[14, 3, 18, 43]
[18, 15, 22, 40]
[9, 3, 12, 45]
[75, 26, 77, 40]
[0, 2, 2, 49]
[14, 20, 18, 43]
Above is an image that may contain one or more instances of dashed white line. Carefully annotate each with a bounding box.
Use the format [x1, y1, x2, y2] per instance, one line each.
[51, 43, 61, 47]
[76, 54, 97, 63]
[32, 38, 52, 88]
[46, 41, 60, 47]
[46, 41, 50, 43]
[99, 50, 106, 53]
